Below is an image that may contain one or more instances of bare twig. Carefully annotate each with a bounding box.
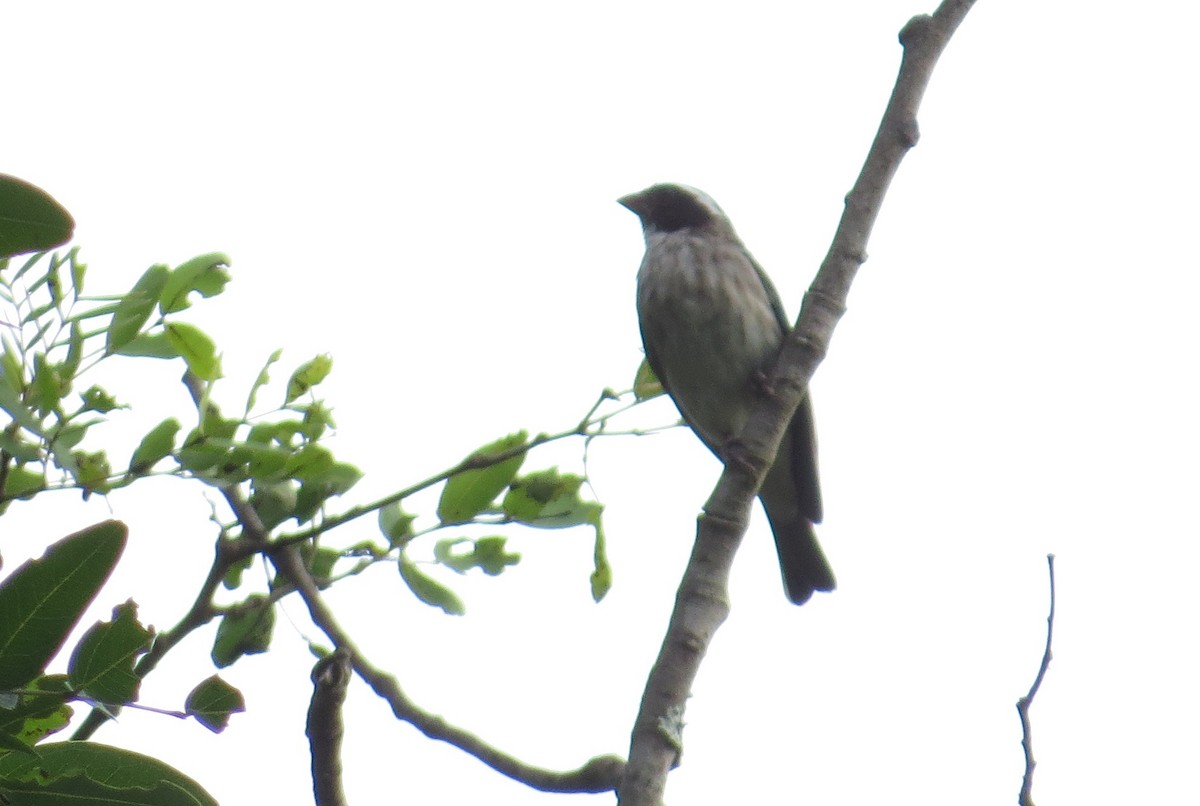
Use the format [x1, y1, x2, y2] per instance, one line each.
[618, 3, 979, 803]
[1017, 554, 1057, 806]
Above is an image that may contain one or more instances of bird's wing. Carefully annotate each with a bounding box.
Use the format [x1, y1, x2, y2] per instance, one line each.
[747, 252, 823, 524]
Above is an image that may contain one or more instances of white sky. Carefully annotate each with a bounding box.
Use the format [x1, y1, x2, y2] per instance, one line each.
[4, 1, 1200, 804]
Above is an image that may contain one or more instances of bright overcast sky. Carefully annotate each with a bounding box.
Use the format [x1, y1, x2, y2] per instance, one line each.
[5, 2, 1200, 804]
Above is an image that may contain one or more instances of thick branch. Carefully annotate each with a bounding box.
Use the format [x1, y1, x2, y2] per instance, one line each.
[618, 3, 978, 804]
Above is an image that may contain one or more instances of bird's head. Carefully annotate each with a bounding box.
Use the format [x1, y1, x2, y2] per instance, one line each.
[618, 183, 732, 236]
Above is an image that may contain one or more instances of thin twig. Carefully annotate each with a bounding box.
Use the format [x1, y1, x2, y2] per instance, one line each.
[1017, 554, 1057, 806]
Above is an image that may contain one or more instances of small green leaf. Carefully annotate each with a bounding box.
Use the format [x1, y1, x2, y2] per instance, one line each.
[245, 348, 283, 415]
[185, 675, 245, 734]
[399, 554, 465, 615]
[0, 520, 127, 690]
[71, 450, 112, 497]
[503, 468, 600, 529]
[158, 252, 231, 314]
[378, 502, 416, 546]
[0, 174, 75, 258]
[105, 264, 169, 355]
[128, 417, 181, 476]
[165, 322, 221, 381]
[591, 522, 612, 602]
[437, 431, 528, 524]
[633, 358, 664, 400]
[67, 600, 153, 705]
[211, 594, 275, 668]
[78, 384, 121, 413]
[433, 535, 520, 576]
[285, 353, 332, 404]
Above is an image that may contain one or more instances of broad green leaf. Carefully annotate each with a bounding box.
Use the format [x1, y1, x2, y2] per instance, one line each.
[282, 443, 334, 481]
[67, 600, 153, 705]
[285, 353, 332, 404]
[249, 481, 297, 530]
[633, 358, 664, 400]
[0, 675, 73, 751]
[185, 675, 245, 734]
[165, 322, 221, 381]
[1, 465, 43, 500]
[106, 264, 169, 354]
[128, 417, 181, 476]
[0, 520, 127, 690]
[399, 554, 465, 615]
[158, 252, 231, 314]
[436, 431, 528, 524]
[0, 741, 218, 805]
[211, 594, 275, 668]
[0, 174, 74, 258]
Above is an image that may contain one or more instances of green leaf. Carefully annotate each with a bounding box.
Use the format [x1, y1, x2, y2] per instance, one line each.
[0, 741, 218, 805]
[105, 264, 169, 355]
[165, 322, 221, 381]
[0, 174, 75, 258]
[0, 677, 73, 750]
[433, 535, 521, 576]
[71, 449, 113, 498]
[78, 384, 121, 413]
[502, 468, 600, 529]
[0, 520, 127, 690]
[249, 481, 297, 530]
[285, 353, 332, 404]
[2, 465, 44, 499]
[67, 600, 153, 704]
[436, 431, 528, 524]
[633, 357, 664, 400]
[158, 252, 231, 314]
[591, 522, 612, 602]
[127, 417, 181, 476]
[211, 594, 275, 668]
[244, 348, 282, 415]
[115, 331, 179, 359]
[378, 502, 416, 546]
[399, 554, 465, 615]
[61, 319, 84, 378]
[185, 675, 245, 734]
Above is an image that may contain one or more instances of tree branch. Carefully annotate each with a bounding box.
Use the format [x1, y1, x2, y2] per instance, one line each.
[618, 3, 979, 803]
[1017, 554, 1057, 806]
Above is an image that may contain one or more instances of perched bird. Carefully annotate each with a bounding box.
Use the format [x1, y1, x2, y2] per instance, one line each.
[620, 183, 835, 605]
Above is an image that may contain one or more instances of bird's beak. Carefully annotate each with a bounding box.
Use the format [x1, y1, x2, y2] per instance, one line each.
[617, 191, 643, 214]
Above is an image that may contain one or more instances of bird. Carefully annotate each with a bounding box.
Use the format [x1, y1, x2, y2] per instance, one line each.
[619, 183, 835, 605]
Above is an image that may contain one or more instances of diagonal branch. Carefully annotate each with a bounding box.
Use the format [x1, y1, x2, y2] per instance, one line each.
[618, 3, 979, 803]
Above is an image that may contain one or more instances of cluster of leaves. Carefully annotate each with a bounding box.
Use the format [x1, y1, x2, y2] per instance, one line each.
[0, 174, 619, 799]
